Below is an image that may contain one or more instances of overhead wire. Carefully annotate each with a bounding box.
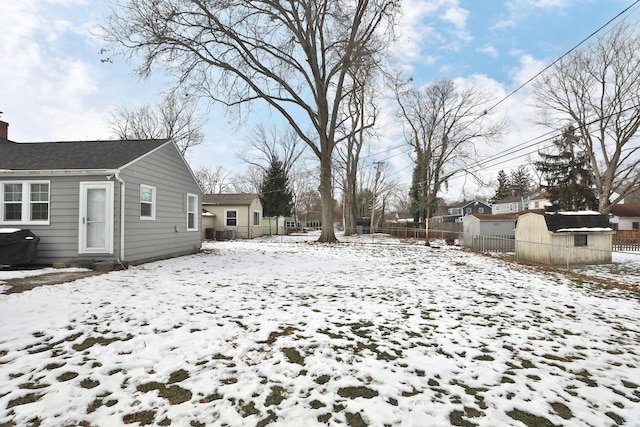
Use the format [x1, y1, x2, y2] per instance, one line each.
[370, 0, 640, 184]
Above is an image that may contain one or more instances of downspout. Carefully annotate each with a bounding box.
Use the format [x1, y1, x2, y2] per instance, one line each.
[115, 172, 126, 267]
[248, 205, 251, 239]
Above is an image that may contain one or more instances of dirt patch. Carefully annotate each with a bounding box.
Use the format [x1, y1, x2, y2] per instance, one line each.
[1, 271, 107, 294]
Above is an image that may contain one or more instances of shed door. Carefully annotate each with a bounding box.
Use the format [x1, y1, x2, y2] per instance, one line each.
[79, 182, 114, 254]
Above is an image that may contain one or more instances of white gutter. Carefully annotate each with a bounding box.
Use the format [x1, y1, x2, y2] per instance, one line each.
[115, 172, 126, 265]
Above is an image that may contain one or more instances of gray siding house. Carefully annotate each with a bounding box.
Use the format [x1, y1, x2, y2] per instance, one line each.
[0, 136, 202, 266]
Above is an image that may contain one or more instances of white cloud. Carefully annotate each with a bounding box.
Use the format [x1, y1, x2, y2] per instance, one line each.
[477, 45, 500, 58]
[440, 2, 469, 29]
[0, 1, 127, 141]
[395, 0, 472, 62]
[493, 0, 581, 30]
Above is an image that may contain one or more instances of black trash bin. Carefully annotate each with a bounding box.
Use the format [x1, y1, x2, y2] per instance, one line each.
[0, 229, 40, 265]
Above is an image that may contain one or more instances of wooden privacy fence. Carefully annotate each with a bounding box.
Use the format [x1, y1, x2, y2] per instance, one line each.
[613, 233, 640, 251]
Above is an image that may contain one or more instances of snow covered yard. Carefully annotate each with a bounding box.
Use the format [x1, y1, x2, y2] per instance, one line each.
[1, 234, 640, 427]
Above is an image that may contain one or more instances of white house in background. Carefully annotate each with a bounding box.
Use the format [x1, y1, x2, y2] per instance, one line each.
[528, 192, 553, 211]
[514, 211, 614, 265]
[609, 204, 640, 231]
[492, 190, 543, 214]
[202, 194, 263, 240]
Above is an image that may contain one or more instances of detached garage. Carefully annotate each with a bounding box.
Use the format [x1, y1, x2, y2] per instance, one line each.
[514, 211, 614, 266]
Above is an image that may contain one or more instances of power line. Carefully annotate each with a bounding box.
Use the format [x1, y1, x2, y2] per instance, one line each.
[373, 0, 640, 184]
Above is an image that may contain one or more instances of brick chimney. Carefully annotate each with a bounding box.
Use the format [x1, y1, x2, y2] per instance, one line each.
[0, 120, 8, 141]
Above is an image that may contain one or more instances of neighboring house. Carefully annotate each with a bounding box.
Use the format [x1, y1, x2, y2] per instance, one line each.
[445, 200, 492, 222]
[202, 194, 263, 239]
[609, 204, 640, 232]
[462, 213, 517, 251]
[528, 192, 552, 211]
[0, 131, 202, 266]
[514, 211, 614, 265]
[492, 191, 542, 214]
[392, 212, 414, 223]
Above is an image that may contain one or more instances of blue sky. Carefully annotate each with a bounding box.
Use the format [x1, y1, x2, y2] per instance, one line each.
[1, 0, 638, 201]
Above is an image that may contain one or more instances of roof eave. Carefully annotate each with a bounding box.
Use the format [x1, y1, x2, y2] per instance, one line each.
[0, 169, 119, 176]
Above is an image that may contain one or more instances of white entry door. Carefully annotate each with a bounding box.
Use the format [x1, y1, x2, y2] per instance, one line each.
[79, 182, 114, 254]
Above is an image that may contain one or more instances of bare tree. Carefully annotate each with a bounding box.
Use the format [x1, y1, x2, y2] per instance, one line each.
[109, 91, 205, 155]
[394, 77, 504, 242]
[103, 0, 398, 242]
[238, 124, 306, 176]
[533, 22, 640, 213]
[356, 160, 393, 232]
[193, 165, 231, 194]
[229, 166, 262, 194]
[335, 63, 379, 236]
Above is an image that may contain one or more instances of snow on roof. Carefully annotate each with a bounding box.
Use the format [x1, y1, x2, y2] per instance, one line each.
[555, 227, 614, 232]
[546, 210, 601, 216]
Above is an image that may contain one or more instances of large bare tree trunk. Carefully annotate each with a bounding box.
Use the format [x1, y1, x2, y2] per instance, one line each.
[104, 0, 397, 243]
[318, 151, 337, 242]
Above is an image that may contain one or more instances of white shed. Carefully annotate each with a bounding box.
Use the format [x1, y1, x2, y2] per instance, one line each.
[514, 211, 614, 265]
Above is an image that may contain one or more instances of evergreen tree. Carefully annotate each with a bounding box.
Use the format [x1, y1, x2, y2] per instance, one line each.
[490, 170, 511, 203]
[535, 126, 597, 211]
[259, 158, 294, 218]
[509, 165, 532, 195]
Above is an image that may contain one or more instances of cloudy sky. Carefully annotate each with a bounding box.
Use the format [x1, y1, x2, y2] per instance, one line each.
[1, 0, 638, 201]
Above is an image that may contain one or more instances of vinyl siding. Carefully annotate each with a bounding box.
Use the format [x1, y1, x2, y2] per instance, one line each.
[0, 175, 114, 264]
[202, 197, 263, 239]
[0, 142, 202, 265]
[118, 142, 202, 263]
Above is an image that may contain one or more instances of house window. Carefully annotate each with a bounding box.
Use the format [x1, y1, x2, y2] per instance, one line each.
[1, 181, 50, 224]
[574, 234, 588, 247]
[140, 185, 156, 220]
[478, 207, 485, 214]
[465, 208, 471, 214]
[253, 211, 260, 226]
[187, 193, 197, 231]
[633, 222, 640, 230]
[225, 209, 237, 227]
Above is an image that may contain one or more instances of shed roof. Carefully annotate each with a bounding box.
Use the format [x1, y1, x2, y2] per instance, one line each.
[448, 200, 490, 209]
[203, 194, 260, 206]
[0, 139, 169, 170]
[609, 204, 640, 217]
[468, 213, 518, 220]
[541, 211, 611, 232]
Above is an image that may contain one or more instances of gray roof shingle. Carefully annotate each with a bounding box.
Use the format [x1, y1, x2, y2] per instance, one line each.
[0, 139, 170, 170]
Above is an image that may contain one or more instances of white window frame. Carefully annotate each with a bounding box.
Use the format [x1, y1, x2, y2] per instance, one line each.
[140, 184, 156, 220]
[0, 180, 51, 225]
[225, 209, 238, 227]
[253, 210, 261, 226]
[187, 193, 198, 231]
